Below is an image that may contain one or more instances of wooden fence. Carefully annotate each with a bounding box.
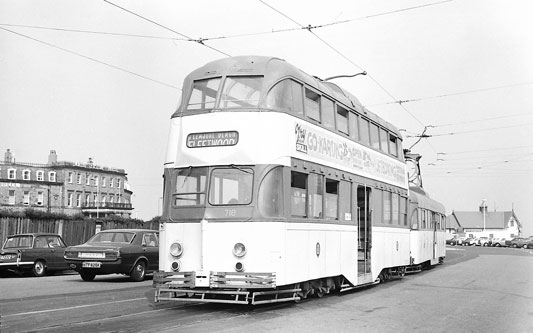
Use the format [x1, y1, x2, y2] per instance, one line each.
[0, 217, 159, 247]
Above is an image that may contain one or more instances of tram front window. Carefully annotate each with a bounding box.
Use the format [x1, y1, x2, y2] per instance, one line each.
[173, 167, 207, 206]
[209, 167, 253, 205]
[220, 76, 263, 108]
[187, 78, 221, 111]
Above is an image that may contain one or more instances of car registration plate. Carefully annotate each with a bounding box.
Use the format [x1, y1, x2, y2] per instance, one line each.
[0, 254, 15, 260]
[82, 261, 102, 268]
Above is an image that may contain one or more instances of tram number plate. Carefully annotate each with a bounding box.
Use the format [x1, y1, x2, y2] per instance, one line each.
[82, 261, 101, 268]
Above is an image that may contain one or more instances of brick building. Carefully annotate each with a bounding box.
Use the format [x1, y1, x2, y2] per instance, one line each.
[0, 149, 133, 218]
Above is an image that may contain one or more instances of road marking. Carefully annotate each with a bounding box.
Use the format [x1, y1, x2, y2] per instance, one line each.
[3, 297, 145, 318]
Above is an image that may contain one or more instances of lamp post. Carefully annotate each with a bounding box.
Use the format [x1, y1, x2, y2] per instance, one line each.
[482, 199, 487, 232]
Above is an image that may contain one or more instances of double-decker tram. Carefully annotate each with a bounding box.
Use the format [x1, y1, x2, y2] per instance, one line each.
[154, 56, 446, 305]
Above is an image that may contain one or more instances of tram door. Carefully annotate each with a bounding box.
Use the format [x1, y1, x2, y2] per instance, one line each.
[432, 213, 437, 260]
[357, 185, 372, 275]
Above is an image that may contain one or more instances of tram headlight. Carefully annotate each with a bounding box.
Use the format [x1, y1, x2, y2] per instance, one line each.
[232, 242, 247, 258]
[235, 262, 245, 272]
[171, 260, 181, 272]
[170, 242, 183, 257]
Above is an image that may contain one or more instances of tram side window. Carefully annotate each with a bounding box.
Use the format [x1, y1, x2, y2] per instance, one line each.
[304, 88, 321, 122]
[349, 112, 359, 141]
[401, 197, 408, 226]
[258, 167, 284, 218]
[411, 208, 419, 229]
[265, 79, 303, 115]
[392, 192, 399, 225]
[370, 123, 380, 150]
[383, 191, 392, 224]
[291, 171, 308, 217]
[220, 76, 263, 108]
[321, 97, 335, 130]
[174, 167, 207, 206]
[360, 118, 370, 145]
[308, 173, 324, 219]
[336, 105, 349, 135]
[379, 128, 390, 154]
[389, 135, 399, 157]
[187, 78, 221, 111]
[325, 178, 339, 220]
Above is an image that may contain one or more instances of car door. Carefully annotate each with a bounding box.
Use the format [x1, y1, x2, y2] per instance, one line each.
[45, 236, 67, 269]
[33, 236, 55, 267]
[142, 232, 159, 271]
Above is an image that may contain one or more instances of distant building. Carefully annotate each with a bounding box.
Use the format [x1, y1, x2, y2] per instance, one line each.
[446, 201, 522, 239]
[0, 149, 133, 218]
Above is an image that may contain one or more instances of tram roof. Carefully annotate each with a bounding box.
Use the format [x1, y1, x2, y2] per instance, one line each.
[409, 186, 446, 214]
[183, 55, 402, 138]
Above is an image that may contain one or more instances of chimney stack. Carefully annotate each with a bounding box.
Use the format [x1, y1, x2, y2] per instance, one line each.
[48, 150, 58, 165]
[4, 149, 14, 163]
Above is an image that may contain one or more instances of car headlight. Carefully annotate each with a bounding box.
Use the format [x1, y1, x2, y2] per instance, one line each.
[170, 242, 183, 257]
[232, 242, 246, 258]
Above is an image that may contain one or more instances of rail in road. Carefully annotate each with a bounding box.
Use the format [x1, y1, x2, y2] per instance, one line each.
[1, 247, 532, 332]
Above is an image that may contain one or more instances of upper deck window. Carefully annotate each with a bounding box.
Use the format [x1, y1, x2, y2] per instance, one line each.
[379, 128, 390, 154]
[220, 76, 263, 108]
[389, 135, 399, 157]
[369, 123, 380, 150]
[321, 97, 335, 129]
[304, 88, 320, 122]
[265, 79, 303, 115]
[336, 105, 349, 135]
[359, 118, 370, 145]
[187, 78, 221, 111]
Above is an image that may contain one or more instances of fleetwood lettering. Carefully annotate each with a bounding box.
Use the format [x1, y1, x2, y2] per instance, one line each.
[187, 131, 239, 148]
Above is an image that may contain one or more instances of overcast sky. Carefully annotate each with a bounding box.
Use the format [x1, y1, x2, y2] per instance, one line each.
[1, 0, 532, 234]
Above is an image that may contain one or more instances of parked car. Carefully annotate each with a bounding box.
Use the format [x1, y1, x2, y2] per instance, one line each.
[476, 237, 491, 246]
[508, 237, 533, 248]
[491, 238, 508, 247]
[526, 239, 533, 249]
[0, 233, 69, 277]
[462, 237, 477, 246]
[64, 229, 159, 282]
[446, 236, 463, 246]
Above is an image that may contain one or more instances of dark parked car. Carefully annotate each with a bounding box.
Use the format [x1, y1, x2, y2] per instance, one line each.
[0, 233, 69, 277]
[508, 237, 533, 248]
[64, 229, 159, 282]
[446, 236, 464, 246]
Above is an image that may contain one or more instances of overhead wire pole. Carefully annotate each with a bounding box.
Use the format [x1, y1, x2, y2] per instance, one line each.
[103, 0, 231, 57]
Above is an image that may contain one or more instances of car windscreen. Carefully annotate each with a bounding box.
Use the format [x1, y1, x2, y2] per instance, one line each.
[3, 235, 33, 249]
[88, 232, 135, 244]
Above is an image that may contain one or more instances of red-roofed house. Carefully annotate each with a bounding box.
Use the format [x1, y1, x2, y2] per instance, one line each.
[446, 202, 522, 239]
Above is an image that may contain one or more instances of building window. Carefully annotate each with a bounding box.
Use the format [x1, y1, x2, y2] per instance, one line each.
[86, 173, 91, 185]
[85, 194, 90, 206]
[116, 179, 121, 188]
[109, 178, 114, 188]
[68, 192, 73, 207]
[23, 191, 30, 205]
[23, 170, 31, 180]
[76, 193, 81, 207]
[102, 177, 106, 187]
[37, 191, 44, 206]
[77, 173, 82, 184]
[8, 168, 16, 179]
[68, 172, 73, 183]
[94, 176, 99, 187]
[36, 171, 44, 181]
[49, 171, 56, 182]
[8, 190, 15, 205]
[102, 195, 107, 204]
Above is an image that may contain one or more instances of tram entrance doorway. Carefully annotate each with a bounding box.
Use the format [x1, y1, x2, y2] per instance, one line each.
[357, 185, 372, 280]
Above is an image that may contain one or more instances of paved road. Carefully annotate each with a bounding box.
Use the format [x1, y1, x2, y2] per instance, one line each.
[1, 246, 532, 332]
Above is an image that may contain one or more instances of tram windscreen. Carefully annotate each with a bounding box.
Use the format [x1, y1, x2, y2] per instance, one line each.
[208, 167, 253, 205]
[173, 167, 207, 206]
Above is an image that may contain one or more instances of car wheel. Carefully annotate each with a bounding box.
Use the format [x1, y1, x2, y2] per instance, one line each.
[80, 271, 96, 281]
[523, 244, 527, 249]
[130, 260, 146, 282]
[32, 260, 46, 277]
[495, 243, 500, 247]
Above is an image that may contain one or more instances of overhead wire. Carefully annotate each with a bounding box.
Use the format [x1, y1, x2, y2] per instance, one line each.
[258, 0, 429, 128]
[0, 26, 180, 90]
[102, 0, 231, 57]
